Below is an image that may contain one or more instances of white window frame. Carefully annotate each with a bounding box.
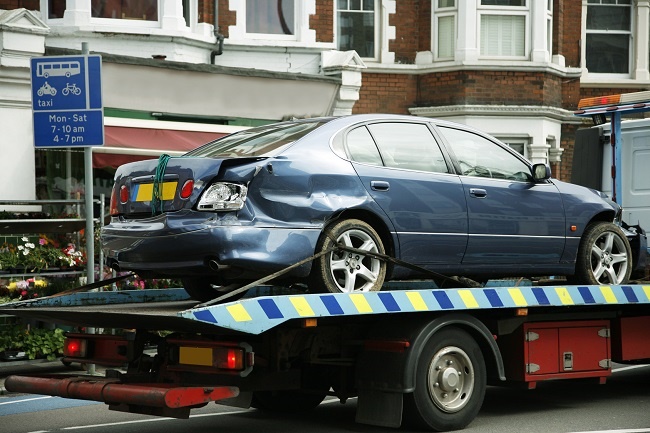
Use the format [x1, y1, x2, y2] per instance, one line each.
[496, 135, 531, 159]
[89, 0, 161, 29]
[40, 0, 203, 32]
[546, 0, 553, 59]
[478, 1, 529, 60]
[335, 0, 380, 61]
[433, 0, 457, 61]
[583, 0, 633, 80]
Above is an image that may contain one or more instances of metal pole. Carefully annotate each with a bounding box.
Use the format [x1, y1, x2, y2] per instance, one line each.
[82, 41, 96, 376]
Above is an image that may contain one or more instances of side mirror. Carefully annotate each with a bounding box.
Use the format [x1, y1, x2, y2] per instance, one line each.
[532, 163, 551, 182]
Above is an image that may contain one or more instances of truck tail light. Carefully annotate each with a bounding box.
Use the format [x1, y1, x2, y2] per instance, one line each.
[215, 347, 244, 370]
[64, 338, 87, 358]
[170, 340, 253, 376]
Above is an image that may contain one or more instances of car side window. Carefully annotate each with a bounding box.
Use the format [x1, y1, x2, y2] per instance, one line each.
[366, 122, 449, 173]
[438, 126, 533, 182]
[346, 126, 383, 165]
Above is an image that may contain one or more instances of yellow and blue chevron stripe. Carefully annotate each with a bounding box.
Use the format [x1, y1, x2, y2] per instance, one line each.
[181, 284, 650, 335]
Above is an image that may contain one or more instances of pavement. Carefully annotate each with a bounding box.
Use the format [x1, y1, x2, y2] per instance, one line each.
[0, 358, 100, 395]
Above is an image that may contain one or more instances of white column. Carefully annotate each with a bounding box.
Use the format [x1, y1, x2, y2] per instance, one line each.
[160, 0, 187, 31]
[62, 0, 91, 26]
[580, 0, 588, 73]
[379, 0, 396, 64]
[456, 0, 478, 62]
[635, 0, 650, 80]
[530, 0, 548, 62]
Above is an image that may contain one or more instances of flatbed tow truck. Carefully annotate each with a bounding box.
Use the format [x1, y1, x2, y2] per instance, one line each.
[2, 94, 650, 432]
[1, 279, 649, 432]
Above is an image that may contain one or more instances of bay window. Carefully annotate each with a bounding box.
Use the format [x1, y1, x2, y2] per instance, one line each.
[479, 0, 528, 58]
[434, 0, 457, 60]
[337, 0, 377, 59]
[585, 0, 631, 75]
[246, 0, 295, 36]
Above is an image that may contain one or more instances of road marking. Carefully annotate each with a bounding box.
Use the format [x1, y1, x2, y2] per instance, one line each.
[0, 396, 52, 406]
[62, 409, 252, 430]
[612, 364, 649, 373]
[571, 428, 650, 433]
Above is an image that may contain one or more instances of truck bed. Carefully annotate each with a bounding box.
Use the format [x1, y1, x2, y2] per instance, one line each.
[1, 283, 648, 335]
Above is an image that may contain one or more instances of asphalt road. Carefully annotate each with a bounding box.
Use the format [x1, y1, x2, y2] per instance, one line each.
[1, 363, 649, 433]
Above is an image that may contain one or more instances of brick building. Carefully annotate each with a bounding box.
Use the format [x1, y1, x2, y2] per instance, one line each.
[0, 0, 648, 202]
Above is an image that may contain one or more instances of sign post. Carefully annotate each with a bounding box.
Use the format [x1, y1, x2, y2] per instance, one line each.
[30, 52, 102, 289]
[31, 54, 104, 148]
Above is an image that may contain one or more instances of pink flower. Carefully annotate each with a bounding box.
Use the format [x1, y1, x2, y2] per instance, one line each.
[39, 238, 46, 245]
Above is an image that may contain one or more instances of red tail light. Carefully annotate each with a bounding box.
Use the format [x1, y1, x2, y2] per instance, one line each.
[64, 338, 87, 358]
[109, 186, 119, 216]
[180, 179, 194, 199]
[119, 185, 129, 203]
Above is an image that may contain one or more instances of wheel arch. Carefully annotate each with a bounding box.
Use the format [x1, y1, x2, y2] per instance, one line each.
[402, 314, 506, 391]
[323, 209, 397, 274]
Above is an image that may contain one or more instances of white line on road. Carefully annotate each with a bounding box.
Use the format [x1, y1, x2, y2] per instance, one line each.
[572, 428, 650, 433]
[62, 409, 252, 430]
[612, 364, 649, 373]
[0, 396, 53, 406]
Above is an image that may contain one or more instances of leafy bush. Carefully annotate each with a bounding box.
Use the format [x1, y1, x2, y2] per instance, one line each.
[0, 326, 65, 361]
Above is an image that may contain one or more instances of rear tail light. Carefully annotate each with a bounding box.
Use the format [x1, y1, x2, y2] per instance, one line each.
[180, 179, 194, 199]
[119, 185, 129, 204]
[215, 347, 244, 370]
[197, 182, 248, 211]
[64, 338, 87, 358]
[109, 186, 119, 216]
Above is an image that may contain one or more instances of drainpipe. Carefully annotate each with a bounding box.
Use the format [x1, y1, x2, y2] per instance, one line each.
[211, 0, 224, 63]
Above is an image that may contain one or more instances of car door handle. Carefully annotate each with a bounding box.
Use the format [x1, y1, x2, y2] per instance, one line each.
[371, 180, 390, 191]
[469, 188, 487, 198]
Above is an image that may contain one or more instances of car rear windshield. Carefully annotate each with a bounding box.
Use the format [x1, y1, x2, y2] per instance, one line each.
[185, 120, 329, 158]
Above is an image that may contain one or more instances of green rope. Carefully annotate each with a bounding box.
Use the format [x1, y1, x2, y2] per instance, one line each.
[152, 153, 171, 216]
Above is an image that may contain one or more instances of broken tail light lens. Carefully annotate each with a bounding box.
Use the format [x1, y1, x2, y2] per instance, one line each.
[197, 182, 248, 211]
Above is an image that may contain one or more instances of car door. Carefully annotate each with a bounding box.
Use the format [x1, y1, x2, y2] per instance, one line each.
[436, 125, 566, 265]
[345, 121, 468, 265]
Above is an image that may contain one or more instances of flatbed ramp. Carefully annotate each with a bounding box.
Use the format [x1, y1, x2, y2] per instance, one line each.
[1, 284, 649, 335]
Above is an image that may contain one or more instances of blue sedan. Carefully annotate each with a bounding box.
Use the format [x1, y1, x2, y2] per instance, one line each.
[101, 114, 637, 301]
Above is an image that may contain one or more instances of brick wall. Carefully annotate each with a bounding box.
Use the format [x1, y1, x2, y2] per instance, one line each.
[418, 0, 431, 53]
[353, 73, 418, 115]
[559, 0, 581, 68]
[389, 0, 419, 64]
[417, 71, 563, 107]
[311, 0, 333, 43]
[206, 0, 236, 38]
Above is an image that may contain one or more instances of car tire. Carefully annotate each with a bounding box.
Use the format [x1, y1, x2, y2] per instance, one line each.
[310, 219, 386, 293]
[571, 221, 632, 285]
[403, 327, 486, 431]
[181, 278, 247, 303]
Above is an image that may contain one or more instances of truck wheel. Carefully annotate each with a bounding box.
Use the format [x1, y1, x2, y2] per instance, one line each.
[310, 219, 386, 293]
[572, 222, 632, 285]
[403, 327, 486, 431]
[181, 278, 246, 303]
[251, 390, 326, 412]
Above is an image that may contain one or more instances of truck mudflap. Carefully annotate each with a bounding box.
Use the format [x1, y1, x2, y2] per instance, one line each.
[4, 375, 239, 418]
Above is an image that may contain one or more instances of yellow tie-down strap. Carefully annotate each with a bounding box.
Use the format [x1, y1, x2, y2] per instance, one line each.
[182, 284, 650, 335]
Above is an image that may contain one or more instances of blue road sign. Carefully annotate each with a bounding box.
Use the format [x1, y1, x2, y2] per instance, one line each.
[31, 55, 104, 148]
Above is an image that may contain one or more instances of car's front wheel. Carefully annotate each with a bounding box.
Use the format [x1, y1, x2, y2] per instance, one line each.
[310, 219, 386, 293]
[572, 221, 632, 285]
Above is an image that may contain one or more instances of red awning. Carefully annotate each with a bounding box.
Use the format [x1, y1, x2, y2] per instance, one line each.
[94, 126, 228, 169]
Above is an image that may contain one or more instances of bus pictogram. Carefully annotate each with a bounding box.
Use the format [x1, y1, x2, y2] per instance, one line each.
[35, 61, 81, 78]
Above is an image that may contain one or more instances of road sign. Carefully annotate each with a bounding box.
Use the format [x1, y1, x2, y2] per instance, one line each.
[30, 55, 104, 148]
